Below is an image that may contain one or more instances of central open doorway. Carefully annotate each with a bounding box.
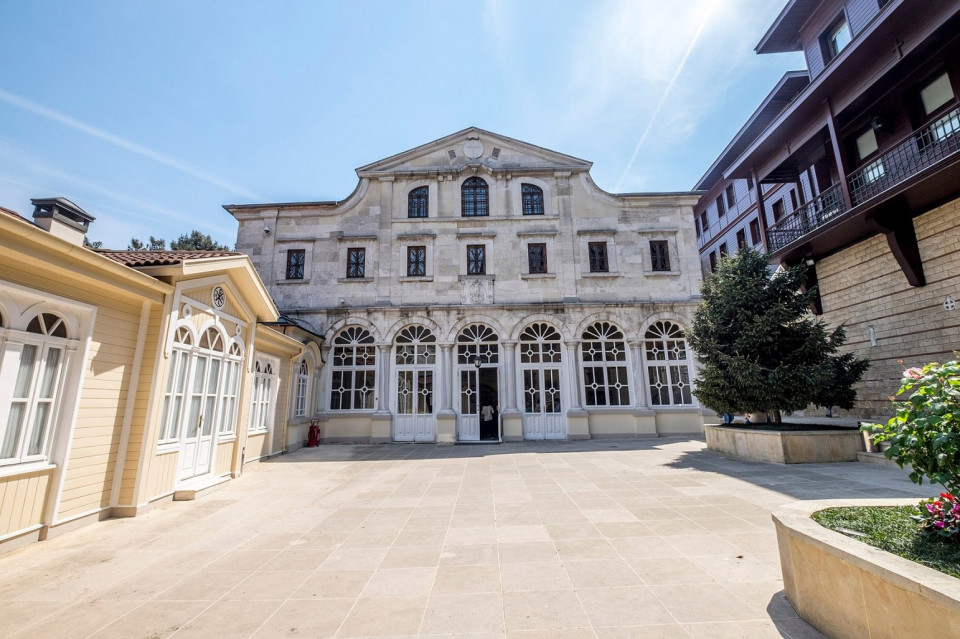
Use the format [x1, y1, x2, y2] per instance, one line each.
[456, 323, 501, 443]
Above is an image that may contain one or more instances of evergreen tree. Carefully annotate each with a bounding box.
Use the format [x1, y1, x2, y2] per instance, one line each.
[687, 247, 868, 422]
[128, 236, 166, 251]
[169, 230, 231, 251]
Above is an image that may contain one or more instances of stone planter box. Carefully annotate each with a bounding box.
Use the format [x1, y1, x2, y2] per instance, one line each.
[704, 424, 864, 464]
[773, 499, 960, 639]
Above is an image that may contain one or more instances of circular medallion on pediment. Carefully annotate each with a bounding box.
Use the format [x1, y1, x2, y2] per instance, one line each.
[463, 140, 484, 159]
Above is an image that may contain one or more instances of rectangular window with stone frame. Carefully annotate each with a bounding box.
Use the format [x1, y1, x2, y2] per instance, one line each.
[407, 246, 426, 277]
[649, 240, 670, 272]
[286, 249, 305, 280]
[467, 245, 486, 275]
[346, 247, 365, 278]
[527, 243, 547, 274]
[588, 242, 608, 273]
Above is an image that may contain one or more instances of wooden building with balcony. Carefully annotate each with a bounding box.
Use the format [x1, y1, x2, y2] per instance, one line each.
[694, 0, 960, 418]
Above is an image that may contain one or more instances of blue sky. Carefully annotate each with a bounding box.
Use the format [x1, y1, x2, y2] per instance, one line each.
[0, 1, 803, 249]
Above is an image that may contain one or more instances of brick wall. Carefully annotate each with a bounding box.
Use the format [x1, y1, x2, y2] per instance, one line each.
[817, 197, 960, 418]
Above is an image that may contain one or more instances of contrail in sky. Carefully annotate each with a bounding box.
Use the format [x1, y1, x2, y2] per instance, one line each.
[0, 88, 261, 201]
[614, 5, 716, 193]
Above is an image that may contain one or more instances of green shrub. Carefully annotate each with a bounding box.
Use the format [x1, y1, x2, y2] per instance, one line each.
[862, 360, 960, 493]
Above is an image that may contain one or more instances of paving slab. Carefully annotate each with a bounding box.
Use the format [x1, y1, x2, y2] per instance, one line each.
[0, 437, 940, 638]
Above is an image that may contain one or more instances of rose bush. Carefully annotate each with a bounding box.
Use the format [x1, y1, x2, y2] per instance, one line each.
[862, 359, 960, 494]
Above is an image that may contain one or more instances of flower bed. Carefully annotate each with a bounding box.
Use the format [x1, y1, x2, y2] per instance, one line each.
[704, 424, 864, 464]
[774, 499, 960, 638]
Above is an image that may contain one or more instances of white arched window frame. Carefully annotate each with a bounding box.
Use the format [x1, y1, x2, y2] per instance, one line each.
[295, 359, 309, 417]
[645, 321, 694, 406]
[217, 340, 244, 436]
[580, 322, 631, 406]
[518, 322, 563, 414]
[0, 312, 71, 465]
[329, 327, 376, 411]
[249, 358, 278, 433]
[158, 324, 240, 444]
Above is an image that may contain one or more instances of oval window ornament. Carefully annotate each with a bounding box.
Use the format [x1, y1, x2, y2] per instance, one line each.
[213, 285, 226, 309]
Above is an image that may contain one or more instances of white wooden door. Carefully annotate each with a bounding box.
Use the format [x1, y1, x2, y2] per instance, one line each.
[179, 355, 220, 480]
[395, 369, 435, 442]
[458, 368, 480, 441]
[518, 323, 566, 440]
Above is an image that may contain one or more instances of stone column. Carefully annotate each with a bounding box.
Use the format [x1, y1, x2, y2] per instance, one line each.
[501, 340, 522, 441]
[436, 344, 457, 443]
[564, 340, 589, 439]
[630, 339, 656, 436]
[371, 344, 392, 442]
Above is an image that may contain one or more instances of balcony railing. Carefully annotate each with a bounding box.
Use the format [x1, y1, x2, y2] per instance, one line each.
[765, 107, 960, 253]
[766, 184, 846, 252]
[849, 106, 960, 206]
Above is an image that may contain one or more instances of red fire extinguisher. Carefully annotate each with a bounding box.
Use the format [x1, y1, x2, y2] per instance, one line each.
[308, 420, 321, 447]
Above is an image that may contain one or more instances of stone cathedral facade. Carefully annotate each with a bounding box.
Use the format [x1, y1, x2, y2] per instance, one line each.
[229, 128, 705, 443]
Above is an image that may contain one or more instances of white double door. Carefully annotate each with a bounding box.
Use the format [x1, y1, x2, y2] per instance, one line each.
[521, 365, 566, 440]
[179, 354, 219, 481]
[394, 368, 435, 442]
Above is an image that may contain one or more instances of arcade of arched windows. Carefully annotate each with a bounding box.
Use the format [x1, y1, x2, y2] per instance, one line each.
[321, 319, 697, 416]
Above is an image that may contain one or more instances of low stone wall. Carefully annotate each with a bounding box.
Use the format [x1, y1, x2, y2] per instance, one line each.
[704, 425, 864, 463]
[773, 499, 960, 639]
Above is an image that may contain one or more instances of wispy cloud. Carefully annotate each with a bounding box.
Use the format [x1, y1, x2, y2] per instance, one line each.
[560, 0, 785, 190]
[0, 88, 262, 200]
[614, 2, 716, 192]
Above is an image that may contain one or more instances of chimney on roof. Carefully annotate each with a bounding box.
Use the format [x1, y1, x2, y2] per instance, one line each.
[31, 197, 95, 246]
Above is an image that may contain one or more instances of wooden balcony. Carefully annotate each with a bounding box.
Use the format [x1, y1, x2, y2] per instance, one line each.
[767, 184, 846, 253]
[766, 106, 960, 266]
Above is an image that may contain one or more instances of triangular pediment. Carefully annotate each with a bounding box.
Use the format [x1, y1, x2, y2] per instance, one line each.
[356, 127, 592, 178]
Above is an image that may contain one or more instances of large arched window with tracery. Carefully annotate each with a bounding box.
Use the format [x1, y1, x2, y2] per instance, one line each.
[461, 177, 489, 217]
[581, 322, 630, 406]
[519, 323, 562, 414]
[1, 312, 70, 463]
[330, 327, 376, 410]
[159, 326, 193, 443]
[645, 321, 693, 405]
[395, 326, 436, 419]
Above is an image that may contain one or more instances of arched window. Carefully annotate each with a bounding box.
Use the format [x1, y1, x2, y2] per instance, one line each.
[456, 323, 499, 365]
[1, 313, 70, 463]
[159, 326, 193, 443]
[581, 322, 630, 406]
[249, 360, 276, 433]
[395, 326, 436, 420]
[461, 177, 489, 217]
[295, 359, 309, 417]
[218, 341, 243, 435]
[645, 321, 693, 405]
[330, 327, 376, 410]
[521, 184, 544, 216]
[519, 323, 562, 414]
[408, 186, 428, 218]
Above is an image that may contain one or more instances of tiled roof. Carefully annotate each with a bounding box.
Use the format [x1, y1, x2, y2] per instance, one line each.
[0, 205, 29, 221]
[95, 249, 241, 267]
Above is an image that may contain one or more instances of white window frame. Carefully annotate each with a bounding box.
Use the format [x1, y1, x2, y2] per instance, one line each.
[329, 327, 377, 411]
[295, 359, 309, 417]
[644, 321, 695, 406]
[580, 321, 631, 407]
[0, 283, 94, 474]
[249, 356, 280, 434]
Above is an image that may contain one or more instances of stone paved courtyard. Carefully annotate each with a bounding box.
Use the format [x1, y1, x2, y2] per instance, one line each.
[0, 437, 938, 638]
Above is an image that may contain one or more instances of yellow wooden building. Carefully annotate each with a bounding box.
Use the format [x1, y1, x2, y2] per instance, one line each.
[0, 198, 320, 552]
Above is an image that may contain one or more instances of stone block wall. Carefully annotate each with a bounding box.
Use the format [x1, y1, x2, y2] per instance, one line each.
[817, 197, 960, 418]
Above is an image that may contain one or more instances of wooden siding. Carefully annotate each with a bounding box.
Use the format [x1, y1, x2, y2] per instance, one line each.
[0, 469, 52, 538]
[58, 298, 142, 520]
[182, 284, 244, 325]
[215, 440, 234, 476]
[144, 450, 178, 502]
[117, 305, 163, 506]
